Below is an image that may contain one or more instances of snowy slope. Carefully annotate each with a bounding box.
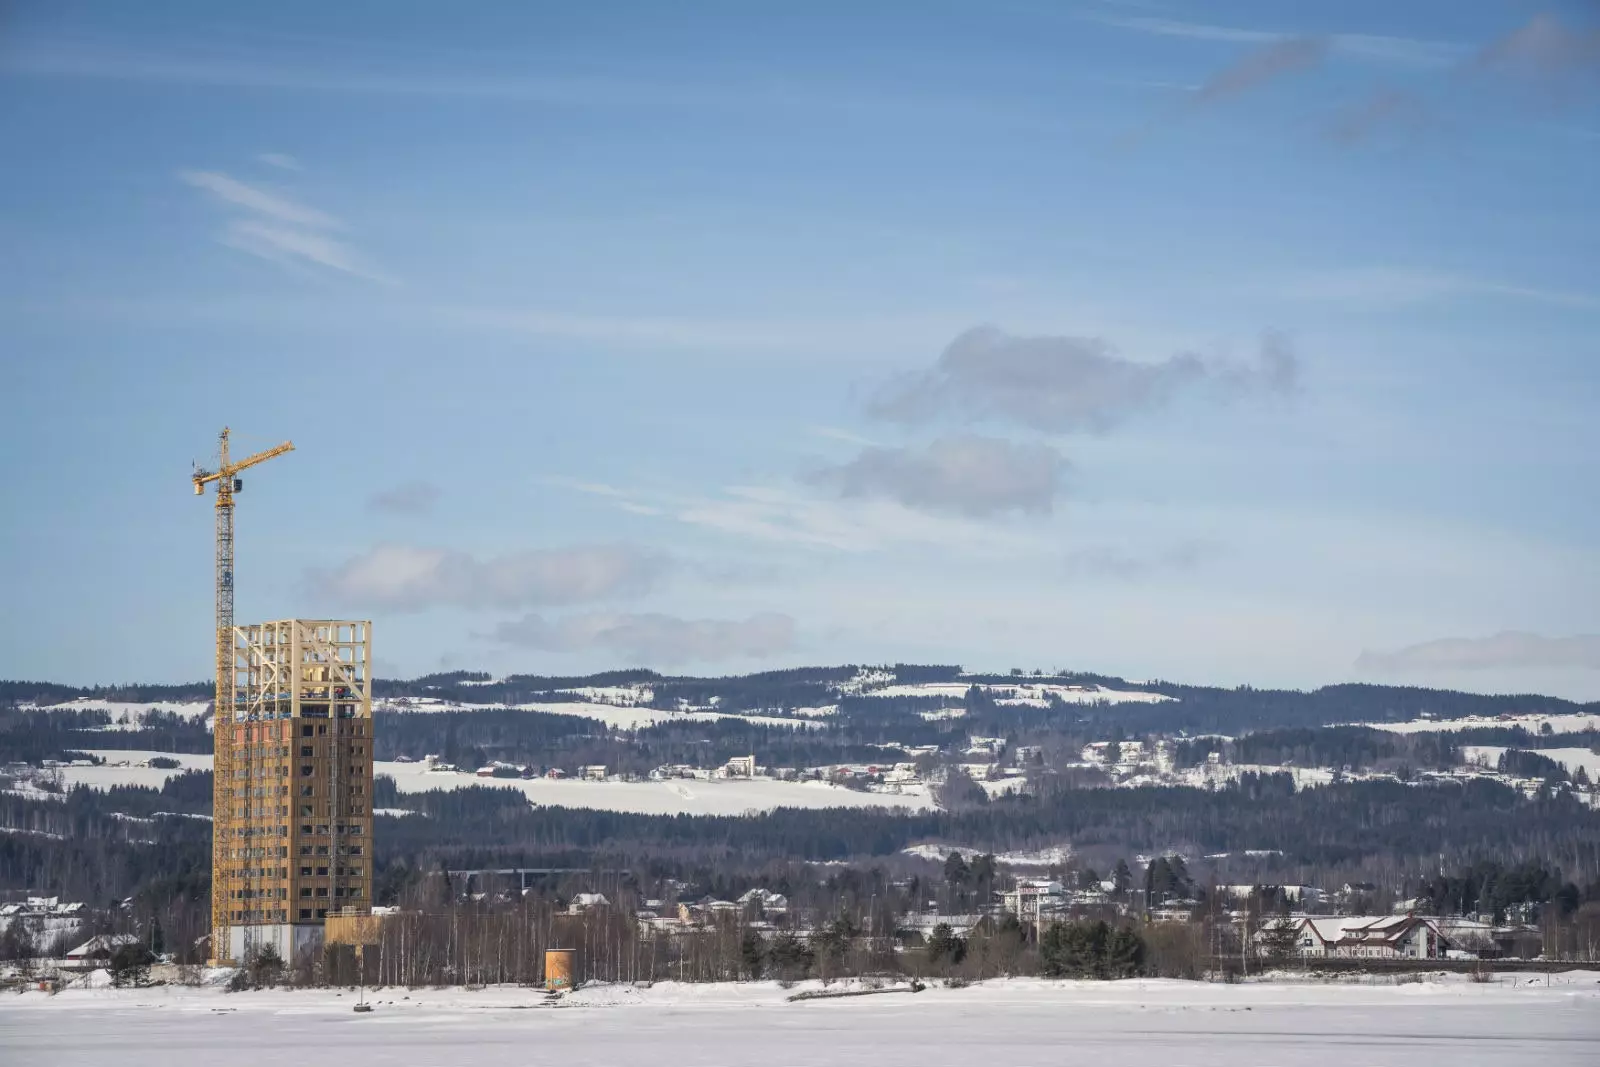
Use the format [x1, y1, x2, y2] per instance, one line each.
[378, 697, 821, 730]
[27, 699, 212, 722]
[1463, 746, 1600, 782]
[378, 760, 933, 815]
[1365, 712, 1600, 735]
[862, 682, 1173, 706]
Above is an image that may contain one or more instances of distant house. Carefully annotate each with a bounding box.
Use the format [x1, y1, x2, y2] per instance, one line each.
[64, 933, 140, 968]
[579, 765, 607, 781]
[1291, 915, 1451, 959]
[567, 893, 609, 915]
[721, 755, 756, 778]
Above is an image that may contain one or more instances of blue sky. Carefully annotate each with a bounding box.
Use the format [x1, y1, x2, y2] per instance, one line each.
[3, 1, 1598, 697]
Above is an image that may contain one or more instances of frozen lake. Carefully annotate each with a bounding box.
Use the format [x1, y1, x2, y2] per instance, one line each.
[5, 975, 1598, 1066]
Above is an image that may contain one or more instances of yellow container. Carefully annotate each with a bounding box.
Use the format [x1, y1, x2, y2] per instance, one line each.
[544, 948, 575, 991]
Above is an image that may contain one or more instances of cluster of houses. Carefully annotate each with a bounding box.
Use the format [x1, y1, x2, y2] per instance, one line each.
[0, 896, 86, 953]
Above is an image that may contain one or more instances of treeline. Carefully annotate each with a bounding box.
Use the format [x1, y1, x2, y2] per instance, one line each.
[1173, 727, 1462, 773]
[1415, 860, 1584, 922]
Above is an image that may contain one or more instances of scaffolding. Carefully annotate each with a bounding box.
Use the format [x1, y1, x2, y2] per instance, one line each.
[213, 620, 375, 963]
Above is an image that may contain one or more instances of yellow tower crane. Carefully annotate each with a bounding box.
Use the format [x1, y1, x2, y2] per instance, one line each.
[193, 427, 293, 962]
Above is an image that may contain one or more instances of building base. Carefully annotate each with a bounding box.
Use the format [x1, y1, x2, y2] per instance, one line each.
[227, 923, 325, 964]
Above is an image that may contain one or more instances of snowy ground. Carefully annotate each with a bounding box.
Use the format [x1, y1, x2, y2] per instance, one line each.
[4, 974, 1597, 1067]
[378, 760, 936, 815]
[1463, 746, 1600, 781]
[862, 681, 1173, 706]
[25, 698, 212, 722]
[379, 697, 821, 731]
[1364, 712, 1600, 735]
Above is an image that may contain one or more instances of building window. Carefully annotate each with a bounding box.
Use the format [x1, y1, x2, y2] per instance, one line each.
[302, 725, 313, 737]
[299, 909, 311, 920]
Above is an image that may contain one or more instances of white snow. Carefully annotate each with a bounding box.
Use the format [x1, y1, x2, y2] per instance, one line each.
[551, 684, 655, 705]
[1462, 746, 1600, 782]
[903, 844, 1073, 867]
[379, 697, 821, 731]
[4, 975, 1596, 1066]
[863, 682, 1174, 707]
[1365, 712, 1600, 735]
[51, 750, 213, 792]
[26, 699, 212, 722]
[378, 759, 935, 815]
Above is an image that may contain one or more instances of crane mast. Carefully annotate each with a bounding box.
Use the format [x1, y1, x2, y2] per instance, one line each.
[194, 427, 293, 962]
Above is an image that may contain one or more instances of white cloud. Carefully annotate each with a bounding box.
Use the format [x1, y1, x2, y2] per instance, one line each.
[257, 152, 302, 171]
[178, 170, 335, 228]
[1356, 632, 1600, 673]
[177, 168, 385, 281]
[1191, 36, 1329, 105]
[309, 543, 668, 612]
[871, 326, 1296, 434]
[1085, 14, 1464, 68]
[562, 480, 1049, 554]
[806, 435, 1068, 517]
[490, 611, 796, 665]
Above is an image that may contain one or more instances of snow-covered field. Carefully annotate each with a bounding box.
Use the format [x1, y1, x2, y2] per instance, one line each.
[903, 843, 1073, 867]
[45, 750, 212, 793]
[378, 760, 936, 815]
[1365, 712, 1600, 735]
[26, 699, 212, 722]
[863, 682, 1173, 706]
[380, 697, 821, 731]
[4, 975, 1596, 1067]
[1463, 746, 1600, 781]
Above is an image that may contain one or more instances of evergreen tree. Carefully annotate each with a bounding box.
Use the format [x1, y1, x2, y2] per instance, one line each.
[1112, 860, 1133, 898]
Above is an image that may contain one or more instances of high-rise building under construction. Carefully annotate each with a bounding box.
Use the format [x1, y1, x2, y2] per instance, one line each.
[213, 619, 374, 962]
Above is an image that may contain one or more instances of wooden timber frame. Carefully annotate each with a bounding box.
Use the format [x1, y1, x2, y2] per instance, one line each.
[213, 620, 374, 962]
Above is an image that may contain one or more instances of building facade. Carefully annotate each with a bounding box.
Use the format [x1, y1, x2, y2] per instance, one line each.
[213, 619, 373, 963]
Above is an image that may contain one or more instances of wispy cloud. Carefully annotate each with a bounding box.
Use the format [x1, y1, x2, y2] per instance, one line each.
[1191, 36, 1329, 106]
[178, 170, 334, 228]
[308, 543, 669, 612]
[367, 481, 442, 516]
[1276, 267, 1600, 310]
[805, 435, 1068, 518]
[1327, 88, 1426, 144]
[559, 480, 1048, 554]
[489, 611, 796, 665]
[870, 326, 1297, 434]
[257, 152, 302, 172]
[177, 168, 386, 281]
[1478, 14, 1600, 79]
[1086, 14, 1464, 68]
[1357, 632, 1600, 673]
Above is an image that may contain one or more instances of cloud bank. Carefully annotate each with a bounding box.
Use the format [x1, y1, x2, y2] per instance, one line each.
[1356, 632, 1600, 673]
[871, 326, 1297, 434]
[806, 435, 1068, 517]
[309, 543, 667, 611]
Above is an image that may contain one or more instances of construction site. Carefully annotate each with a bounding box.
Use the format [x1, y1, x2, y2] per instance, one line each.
[193, 429, 374, 964]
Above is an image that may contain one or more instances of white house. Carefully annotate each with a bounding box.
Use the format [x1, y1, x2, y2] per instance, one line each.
[1291, 915, 1451, 959]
